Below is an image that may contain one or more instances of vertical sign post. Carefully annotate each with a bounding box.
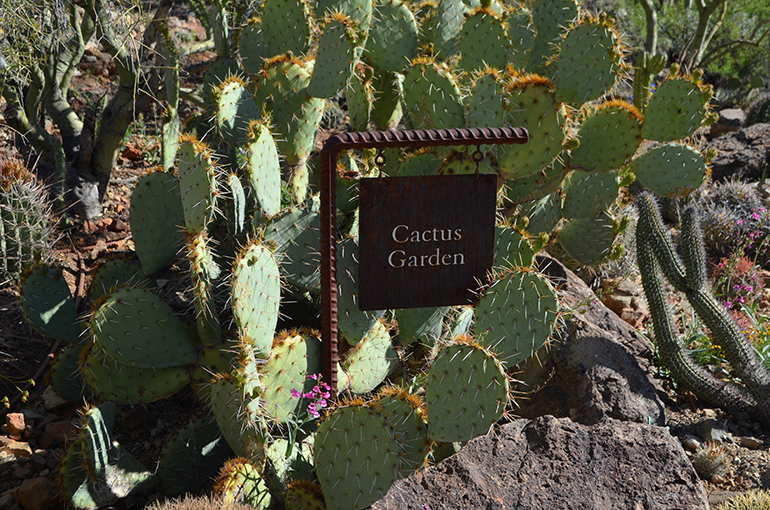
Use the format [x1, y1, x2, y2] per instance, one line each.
[320, 127, 528, 396]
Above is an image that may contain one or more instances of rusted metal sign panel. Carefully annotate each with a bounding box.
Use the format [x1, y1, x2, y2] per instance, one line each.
[358, 174, 496, 310]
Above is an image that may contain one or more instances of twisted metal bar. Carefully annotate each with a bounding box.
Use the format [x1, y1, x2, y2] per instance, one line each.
[320, 127, 529, 396]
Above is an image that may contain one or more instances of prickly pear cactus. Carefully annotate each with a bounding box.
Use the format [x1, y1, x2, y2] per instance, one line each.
[425, 337, 508, 442]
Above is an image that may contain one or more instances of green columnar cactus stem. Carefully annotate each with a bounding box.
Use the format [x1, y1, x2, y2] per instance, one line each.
[636, 192, 770, 424]
[633, 51, 666, 114]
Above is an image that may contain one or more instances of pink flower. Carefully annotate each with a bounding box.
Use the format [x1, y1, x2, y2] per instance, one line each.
[309, 373, 319, 380]
[308, 402, 320, 418]
[291, 389, 301, 399]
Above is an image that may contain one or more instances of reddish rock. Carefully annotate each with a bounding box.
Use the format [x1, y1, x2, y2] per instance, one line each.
[109, 218, 128, 232]
[16, 477, 59, 510]
[41, 421, 78, 448]
[121, 145, 143, 161]
[0, 437, 33, 458]
[6, 413, 25, 440]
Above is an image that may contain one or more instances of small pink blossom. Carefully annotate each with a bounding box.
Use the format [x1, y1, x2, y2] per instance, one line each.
[291, 389, 301, 399]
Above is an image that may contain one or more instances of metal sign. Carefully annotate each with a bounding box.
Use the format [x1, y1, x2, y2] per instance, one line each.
[358, 174, 496, 310]
[319, 127, 529, 394]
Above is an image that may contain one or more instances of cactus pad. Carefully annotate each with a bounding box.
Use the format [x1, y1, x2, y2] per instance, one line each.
[232, 240, 281, 359]
[562, 170, 620, 219]
[177, 136, 218, 234]
[641, 77, 709, 142]
[264, 206, 321, 293]
[341, 320, 395, 393]
[498, 76, 566, 179]
[261, 0, 312, 57]
[474, 269, 559, 366]
[81, 344, 191, 404]
[314, 405, 402, 510]
[308, 14, 366, 99]
[553, 20, 623, 104]
[557, 213, 619, 266]
[19, 264, 82, 343]
[215, 77, 261, 147]
[403, 59, 464, 129]
[260, 329, 323, 422]
[425, 340, 508, 442]
[367, 0, 418, 72]
[494, 226, 535, 270]
[129, 171, 185, 275]
[244, 122, 282, 218]
[90, 287, 197, 368]
[629, 142, 708, 197]
[458, 10, 510, 73]
[569, 101, 642, 172]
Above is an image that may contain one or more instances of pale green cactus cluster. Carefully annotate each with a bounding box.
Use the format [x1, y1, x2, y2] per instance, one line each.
[16, 0, 721, 507]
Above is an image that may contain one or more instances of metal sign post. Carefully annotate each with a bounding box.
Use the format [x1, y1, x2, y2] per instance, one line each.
[320, 127, 529, 395]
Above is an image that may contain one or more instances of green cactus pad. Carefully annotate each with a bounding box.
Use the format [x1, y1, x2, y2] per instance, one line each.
[177, 137, 218, 235]
[49, 343, 92, 403]
[285, 481, 326, 510]
[531, 0, 578, 42]
[569, 101, 642, 172]
[209, 377, 267, 462]
[395, 306, 448, 345]
[367, 0, 418, 73]
[629, 142, 708, 197]
[553, 20, 623, 104]
[187, 232, 222, 346]
[422, 0, 464, 57]
[215, 458, 273, 508]
[475, 269, 559, 366]
[336, 238, 385, 345]
[91, 287, 197, 368]
[562, 170, 620, 219]
[403, 59, 464, 129]
[504, 159, 569, 205]
[314, 405, 402, 510]
[520, 192, 563, 236]
[398, 150, 442, 176]
[316, 0, 373, 32]
[308, 14, 366, 99]
[19, 264, 82, 343]
[557, 213, 618, 266]
[372, 390, 430, 475]
[82, 344, 191, 404]
[641, 77, 709, 142]
[203, 57, 243, 112]
[346, 65, 373, 131]
[341, 320, 396, 393]
[86, 257, 147, 304]
[466, 69, 506, 128]
[237, 19, 269, 75]
[243, 122, 282, 218]
[264, 206, 321, 293]
[260, 330, 323, 422]
[64, 402, 158, 509]
[129, 171, 185, 275]
[371, 69, 404, 130]
[425, 341, 508, 442]
[232, 240, 281, 359]
[215, 77, 261, 148]
[265, 438, 316, 493]
[507, 9, 535, 69]
[158, 418, 233, 497]
[253, 57, 324, 166]
[261, 0, 312, 57]
[458, 9, 510, 73]
[498, 77, 566, 179]
[494, 226, 535, 270]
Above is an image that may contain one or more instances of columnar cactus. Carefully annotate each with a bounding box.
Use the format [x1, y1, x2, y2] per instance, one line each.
[636, 192, 770, 426]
